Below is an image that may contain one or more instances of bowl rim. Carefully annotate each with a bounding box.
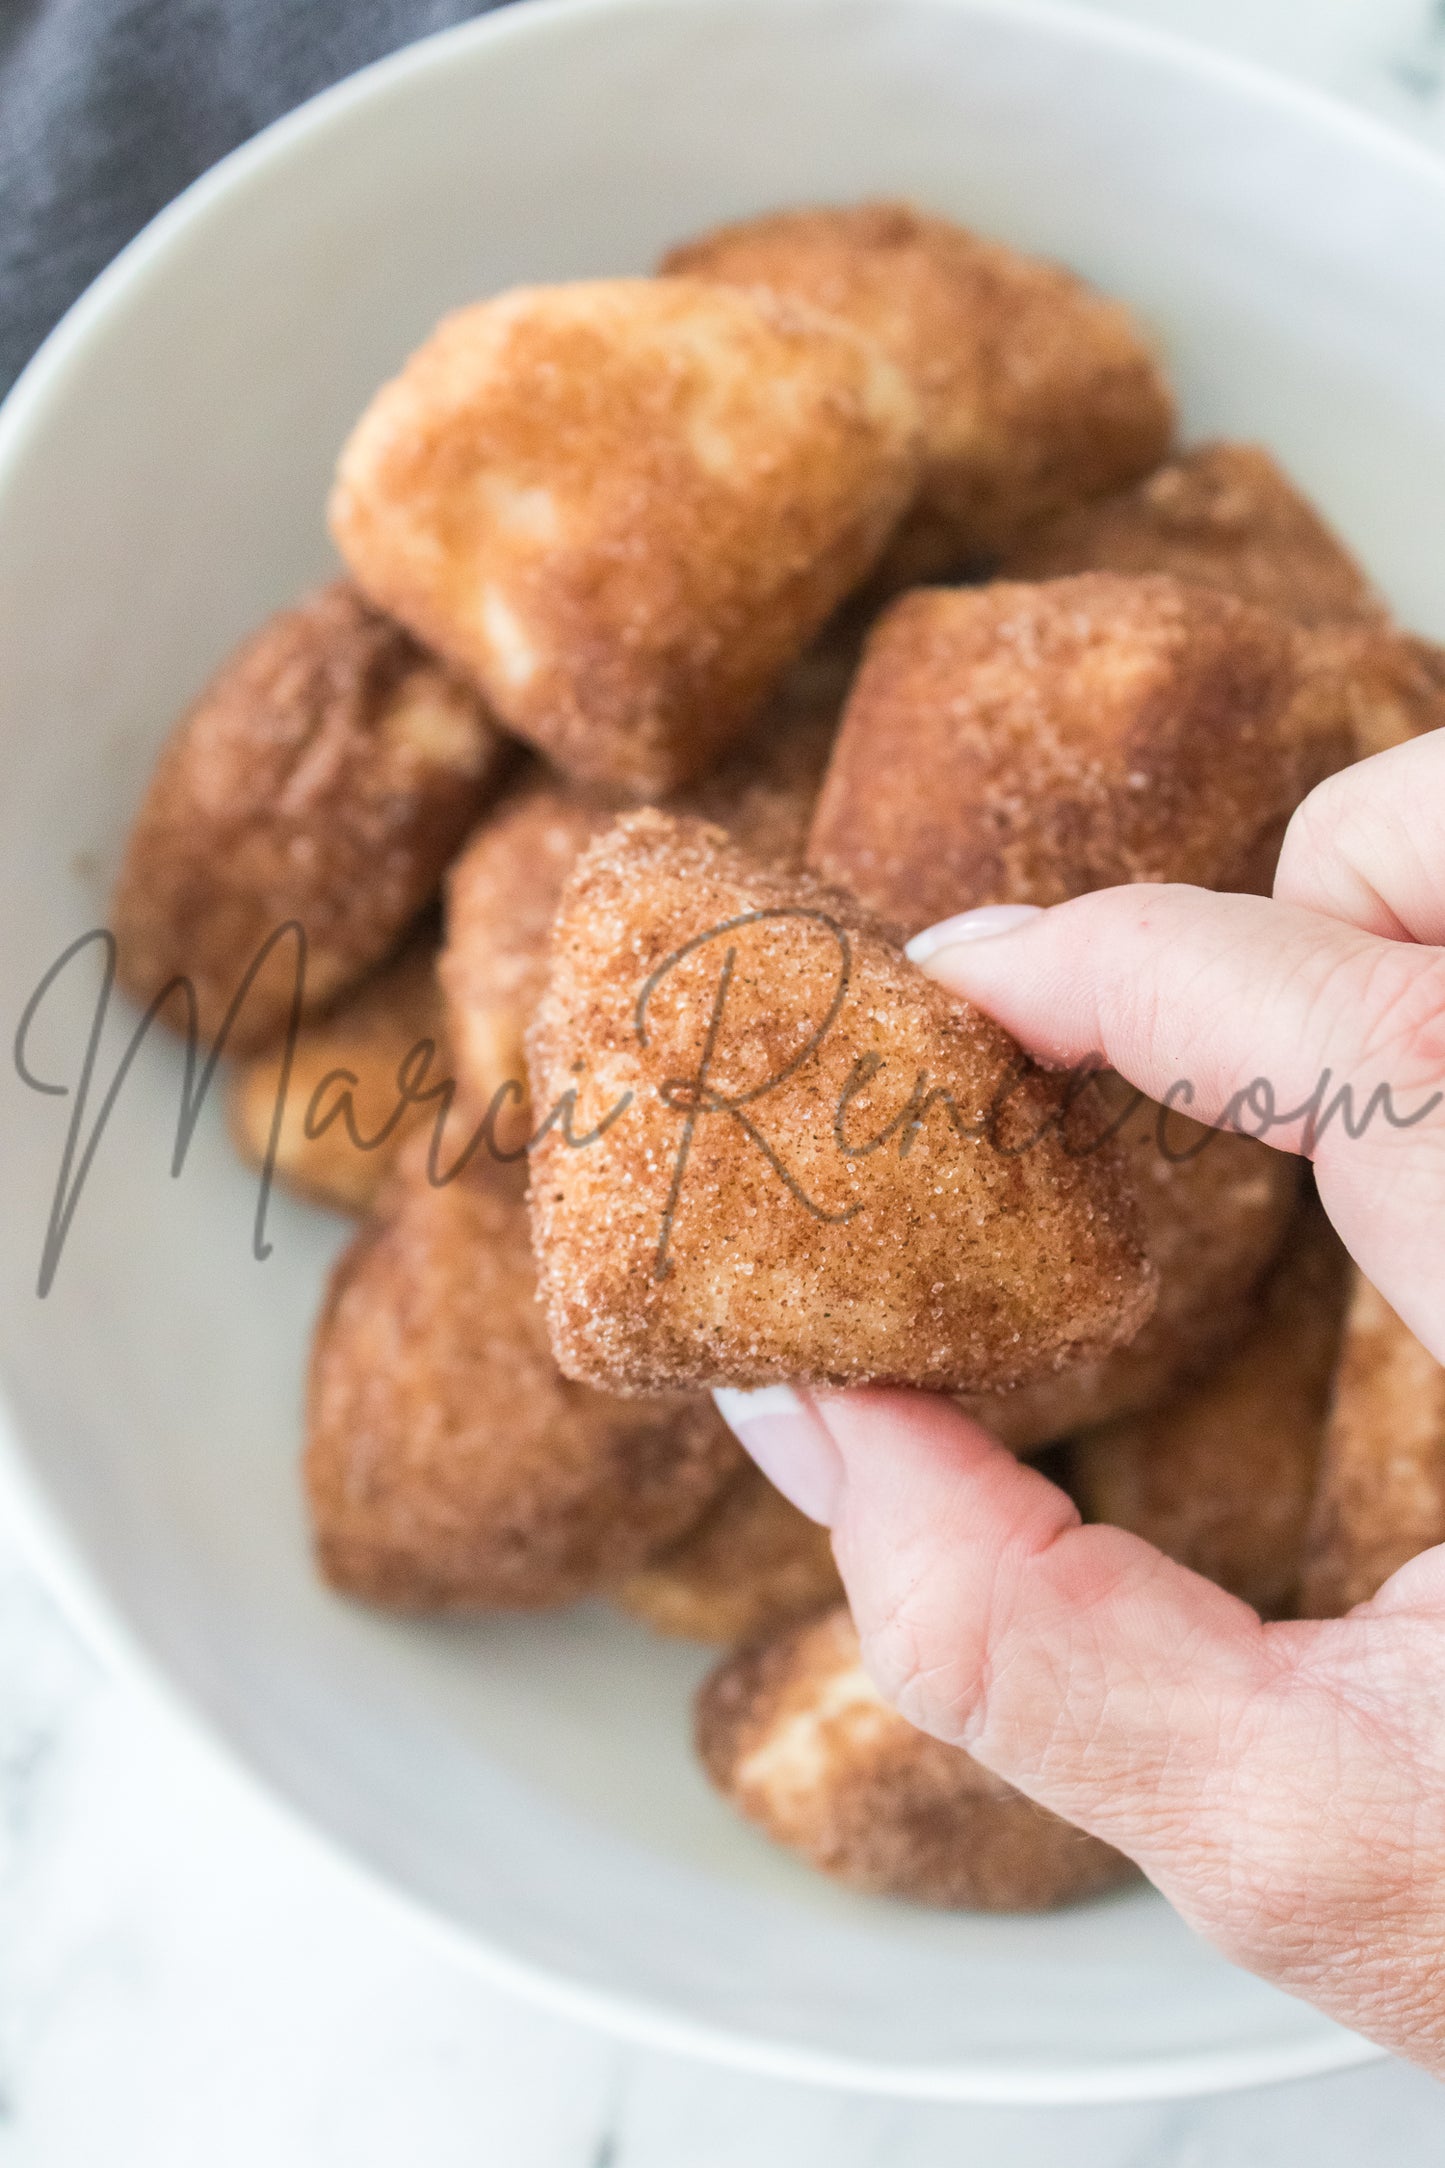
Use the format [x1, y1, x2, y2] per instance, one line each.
[0, 0, 1423, 2102]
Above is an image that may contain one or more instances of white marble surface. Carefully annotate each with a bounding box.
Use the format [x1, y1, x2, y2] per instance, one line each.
[6, 3, 1445, 2159]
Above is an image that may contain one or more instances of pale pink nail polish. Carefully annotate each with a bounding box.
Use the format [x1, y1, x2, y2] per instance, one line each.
[905, 905, 1044, 964]
[711, 1385, 842, 1526]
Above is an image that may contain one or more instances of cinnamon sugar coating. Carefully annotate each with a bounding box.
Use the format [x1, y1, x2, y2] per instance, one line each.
[961, 1079, 1299, 1452]
[526, 812, 1154, 1395]
[1072, 1201, 1351, 1618]
[111, 582, 503, 1051]
[441, 636, 849, 1123]
[1298, 1274, 1445, 1618]
[618, 1463, 843, 1644]
[1004, 442, 1384, 629]
[305, 1146, 742, 1610]
[330, 279, 919, 794]
[663, 200, 1174, 583]
[696, 1606, 1134, 1909]
[806, 573, 1353, 930]
[228, 938, 450, 1217]
[1295, 621, 1445, 758]
[1001, 443, 1445, 761]
[443, 785, 609, 1131]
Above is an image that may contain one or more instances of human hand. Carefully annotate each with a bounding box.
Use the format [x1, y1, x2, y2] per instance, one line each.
[714, 729, 1445, 2072]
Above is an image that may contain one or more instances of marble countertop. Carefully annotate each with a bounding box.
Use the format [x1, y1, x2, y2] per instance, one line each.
[6, 4, 1445, 2160]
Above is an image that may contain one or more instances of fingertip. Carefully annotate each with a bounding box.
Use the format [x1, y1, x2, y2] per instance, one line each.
[904, 904, 1045, 967]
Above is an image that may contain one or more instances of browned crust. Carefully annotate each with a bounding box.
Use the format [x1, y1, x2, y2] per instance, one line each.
[1072, 1199, 1351, 1617]
[526, 810, 1154, 1395]
[961, 1079, 1300, 1451]
[1298, 1273, 1445, 1617]
[1295, 621, 1445, 759]
[440, 633, 850, 1123]
[304, 1144, 742, 1609]
[1003, 442, 1384, 629]
[695, 1607, 1135, 1909]
[111, 582, 504, 1051]
[330, 279, 920, 794]
[227, 937, 450, 1216]
[664, 200, 1175, 578]
[805, 573, 1354, 931]
[618, 1463, 843, 1644]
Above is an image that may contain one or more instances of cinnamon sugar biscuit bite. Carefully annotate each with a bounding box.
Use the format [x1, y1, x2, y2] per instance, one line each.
[112, 582, 503, 1051]
[442, 784, 610, 1131]
[527, 811, 1153, 1396]
[1004, 442, 1385, 628]
[696, 1606, 1134, 1908]
[806, 573, 1353, 931]
[441, 637, 848, 1124]
[662, 200, 1174, 586]
[306, 1144, 742, 1610]
[999, 443, 1445, 759]
[330, 278, 920, 794]
[228, 938, 448, 1216]
[1298, 1274, 1445, 1618]
[1072, 1203, 1351, 1618]
[619, 1464, 843, 1645]
[960, 1078, 1299, 1453]
[1296, 621, 1445, 758]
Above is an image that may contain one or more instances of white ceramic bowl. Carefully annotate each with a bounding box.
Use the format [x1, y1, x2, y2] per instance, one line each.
[3, 0, 1443, 2104]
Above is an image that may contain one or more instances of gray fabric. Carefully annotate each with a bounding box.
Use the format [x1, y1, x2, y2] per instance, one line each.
[0, 0, 510, 394]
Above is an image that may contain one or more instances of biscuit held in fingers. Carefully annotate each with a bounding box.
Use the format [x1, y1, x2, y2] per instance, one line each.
[1071, 1200, 1351, 1616]
[902, 867, 1445, 1353]
[330, 279, 919, 795]
[961, 1079, 1299, 1453]
[1004, 442, 1384, 629]
[806, 574, 1352, 933]
[663, 200, 1174, 582]
[228, 938, 449, 1216]
[1298, 1274, 1445, 1618]
[619, 1463, 843, 1645]
[111, 582, 503, 1053]
[441, 638, 846, 1126]
[305, 1147, 742, 1610]
[696, 1605, 1135, 1908]
[527, 811, 1153, 1396]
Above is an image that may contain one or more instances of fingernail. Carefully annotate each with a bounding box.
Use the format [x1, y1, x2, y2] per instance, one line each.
[711, 1385, 842, 1526]
[905, 905, 1044, 965]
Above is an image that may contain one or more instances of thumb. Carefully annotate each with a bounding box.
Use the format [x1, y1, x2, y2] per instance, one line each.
[905, 886, 1445, 1356]
[712, 1382, 1271, 1881]
[818, 1390, 1269, 1871]
[711, 1384, 1445, 2068]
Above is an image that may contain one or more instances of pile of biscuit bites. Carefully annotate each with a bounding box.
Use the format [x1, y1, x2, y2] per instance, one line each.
[112, 204, 1445, 1913]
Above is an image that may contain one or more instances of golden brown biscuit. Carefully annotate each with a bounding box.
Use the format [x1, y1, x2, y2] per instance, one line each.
[961, 1079, 1299, 1451]
[442, 785, 609, 1132]
[440, 635, 849, 1123]
[527, 811, 1154, 1395]
[618, 1464, 843, 1644]
[228, 939, 449, 1216]
[1296, 621, 1445, 758]
[806, 574, 1353, 930]
[330, 278, 919, 795]
[1004, 442, 1384, 629]
[112, 582, 503, 1052]
[1072, 1202, 1351, 1617]
[1000, 445, 1445, 763]
[696, 1606, 1134, 1908]
[1298, 1274, 1445, 1618]
[663, 200, 1174, 582]
[305, 1146, 743, 1610]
